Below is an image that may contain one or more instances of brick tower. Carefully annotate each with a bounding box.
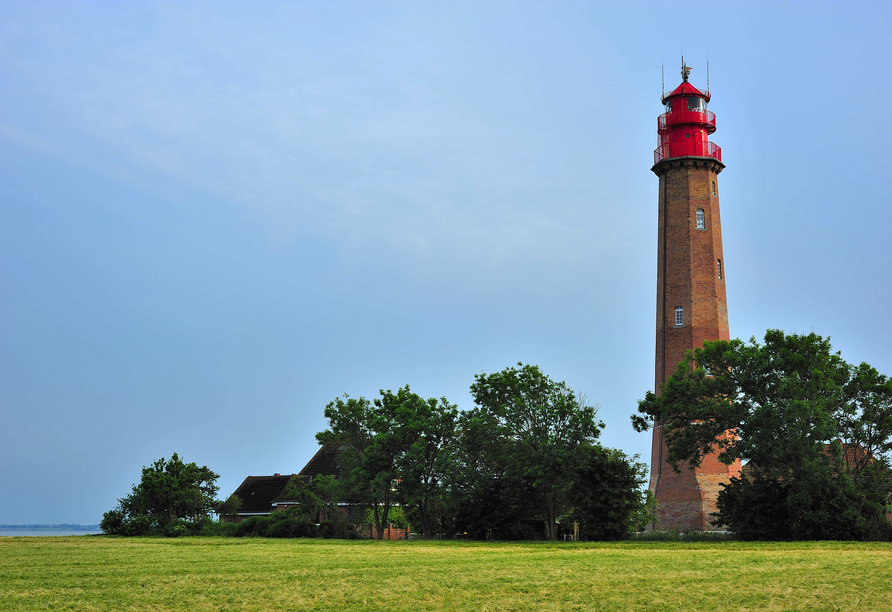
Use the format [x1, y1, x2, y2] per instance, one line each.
[649, 61, 740, 531]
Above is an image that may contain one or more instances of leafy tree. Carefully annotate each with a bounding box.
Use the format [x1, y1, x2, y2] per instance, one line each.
[567, 445, 648, 540]
[317, 386, 457, 540]
[385, 389, 458, 537]
[280, 474, 342, 524]
[308, 475, 342, 523]
[216, 494, 242, 518]
[630, 489, 658, 533]
[101, 453, 221, 535]
[321, 395, 396, 540]
[282, 476, 324, 522]
[462, 363, 605, 540]
[632, 330, 892, 540]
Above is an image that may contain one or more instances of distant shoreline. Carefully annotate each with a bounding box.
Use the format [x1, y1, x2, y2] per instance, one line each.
[0, 524, 101, 532]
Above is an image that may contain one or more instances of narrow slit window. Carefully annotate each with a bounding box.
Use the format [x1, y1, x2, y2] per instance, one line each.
[711, 180, 717, 195]
[696, 208, 705, 229]
[675, 306, 684, 327]
[717, 259, 723, 279]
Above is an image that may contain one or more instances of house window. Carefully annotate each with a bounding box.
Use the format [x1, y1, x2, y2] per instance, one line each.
[717, 259, 723, 279]
[696, 209, 705, 229]
[675, 306, 684, 327]
[711, 180, 717, 195]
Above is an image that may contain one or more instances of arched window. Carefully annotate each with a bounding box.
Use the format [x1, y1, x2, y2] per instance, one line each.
[711, 180, 717, 195]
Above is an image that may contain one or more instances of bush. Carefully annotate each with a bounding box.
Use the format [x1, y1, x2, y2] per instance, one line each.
[163, 520, 192, 538]
[124, 515, 154, 536]
[100, 509, 126, 535]
[197, 521, 239, 537]
[234, 516, 274, 537]
[266, 518, 319, 538]
[319, 518, 353, 539]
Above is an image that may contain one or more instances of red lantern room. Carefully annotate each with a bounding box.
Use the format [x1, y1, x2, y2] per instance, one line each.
[654, 62, 721, 165]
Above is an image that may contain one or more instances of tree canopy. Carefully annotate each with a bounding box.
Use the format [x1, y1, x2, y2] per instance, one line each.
[316, 386, 458, 539]
[460, 363, 606, 540]
[101, 453, 221, 536]
[633, 330, 892, 540]
[317, 365, 646, 541]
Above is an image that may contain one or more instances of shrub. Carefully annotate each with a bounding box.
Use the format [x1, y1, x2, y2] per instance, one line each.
[268, 518, 321, 538]
[197, 521, 239, 537]
[163, 520, 192, 538]
[100, 509, 126, 535]
[234, 516, 274, 537]
[124, 515, 154, 536]
[319, 518, 352, 539]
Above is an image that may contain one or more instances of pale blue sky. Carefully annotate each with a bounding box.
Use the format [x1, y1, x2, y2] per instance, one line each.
[2, 1, 890, 524]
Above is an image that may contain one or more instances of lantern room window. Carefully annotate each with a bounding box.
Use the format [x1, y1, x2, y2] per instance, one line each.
[687, 97, 707, 112]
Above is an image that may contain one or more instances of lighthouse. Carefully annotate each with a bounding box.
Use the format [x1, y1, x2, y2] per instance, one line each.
[649, 61, 741, 531]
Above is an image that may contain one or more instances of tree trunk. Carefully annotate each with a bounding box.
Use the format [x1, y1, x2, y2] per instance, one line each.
[545, 490, 558, 540]
[374, 500, 391, 540]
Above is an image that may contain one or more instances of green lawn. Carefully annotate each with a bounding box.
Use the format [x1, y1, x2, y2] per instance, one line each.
[1, 537, 890, 611]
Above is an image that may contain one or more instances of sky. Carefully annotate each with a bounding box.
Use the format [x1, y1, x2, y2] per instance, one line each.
[2, 1, 891, 525]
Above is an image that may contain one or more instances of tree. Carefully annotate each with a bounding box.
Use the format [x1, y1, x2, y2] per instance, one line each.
[316, 386, 458, 540]
[463, 363, 604, 540]
[384, 389, 458, 538]
[101, 453, 221, 535]
[632, 330, 892, 540]
[282, 476, 325, 523]
[567, 445, 648, 540]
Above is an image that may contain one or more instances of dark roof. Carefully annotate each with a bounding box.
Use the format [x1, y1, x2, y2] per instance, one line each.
[230, 474, 296, 514]
[226, 444, 349, 514]
[298, 443, 347, 478]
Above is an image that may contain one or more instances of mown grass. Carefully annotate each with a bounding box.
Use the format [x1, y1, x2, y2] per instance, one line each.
[1, 537, 890, 611]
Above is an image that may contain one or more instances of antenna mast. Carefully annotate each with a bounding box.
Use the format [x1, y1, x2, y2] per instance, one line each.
[707, 54, 710, 95]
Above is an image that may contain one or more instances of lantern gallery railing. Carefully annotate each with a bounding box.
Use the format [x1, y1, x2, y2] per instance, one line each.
[654, 141, 722, 164]
[657, 109, 717, 134]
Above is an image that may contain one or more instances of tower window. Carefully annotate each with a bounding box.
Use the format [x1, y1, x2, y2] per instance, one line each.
[687, 97, 707, 112]
[717, 259, 723, 279]
[696, 209, 705, 229]
[675, 307, 684, 327]
[711, 180, 717, 195]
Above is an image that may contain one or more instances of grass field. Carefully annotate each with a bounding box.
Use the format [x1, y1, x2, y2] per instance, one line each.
[1, 537, 891, 611]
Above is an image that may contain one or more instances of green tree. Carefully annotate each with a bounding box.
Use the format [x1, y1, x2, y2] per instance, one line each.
[282, 476, 325, 523]
[464, 363, 604, 540]
[632, 330, 892, 540]
[101, 453, 221, 535]
[385, 389, 458, 538]
[216, 494, 242, 519]
[317, 386, 457, 540]
[317, 394, 396, 540]
[567, 445, 648, 540]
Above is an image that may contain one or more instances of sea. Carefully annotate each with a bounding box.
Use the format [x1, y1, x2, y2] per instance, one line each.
[0, 526, 102, 537]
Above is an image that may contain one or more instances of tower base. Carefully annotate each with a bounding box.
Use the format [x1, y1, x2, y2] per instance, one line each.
[649, 428, 740, 532]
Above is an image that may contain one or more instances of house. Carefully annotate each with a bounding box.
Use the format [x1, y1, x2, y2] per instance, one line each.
[222, 443, 413, 538]
[222, 443, 347, 523]
[223, 473, 297, 523]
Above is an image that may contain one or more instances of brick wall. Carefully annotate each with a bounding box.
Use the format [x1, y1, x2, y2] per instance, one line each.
[650, 157, 740, 532]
